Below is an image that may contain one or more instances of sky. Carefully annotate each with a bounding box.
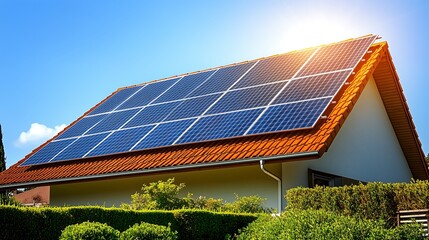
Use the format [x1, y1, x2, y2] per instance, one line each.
[0, 0, 428, 168]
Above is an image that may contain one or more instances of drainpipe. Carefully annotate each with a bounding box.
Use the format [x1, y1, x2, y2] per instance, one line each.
[259, 160, 282, 214]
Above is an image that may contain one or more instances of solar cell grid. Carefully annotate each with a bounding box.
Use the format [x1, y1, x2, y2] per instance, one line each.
[297, 35, 377, 77]
[117, 78, 179, 110]
[20, 35, 377, 166]
[56, 115, 105, 140]
[133, 119, 195, 150]
[233, 48, 316, 89]
[51, 133, 110, 162]
[188, 62, 256, 97]
[20, 139, 75, 166]
[124, 101, 182, 128]
[248, 98, 331, 134]
[274, 70, 352, 104]
[207, 82, 286, 114]
[164, 94, 221, 121]
[154, 70, 215, 103]
[87, 109, 140, 134]
[88, 86, 142, 115]
[176, 109, 263, 144]
[87, 126, 154, 156]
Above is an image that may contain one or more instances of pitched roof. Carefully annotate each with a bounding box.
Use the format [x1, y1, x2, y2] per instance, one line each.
[0, 40, 427, 189]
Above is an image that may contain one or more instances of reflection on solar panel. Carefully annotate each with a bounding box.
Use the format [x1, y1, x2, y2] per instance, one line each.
[21, 35, 377, 166]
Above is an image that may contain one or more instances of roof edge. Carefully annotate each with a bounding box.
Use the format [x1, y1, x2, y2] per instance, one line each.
[0, 151, 319, 190]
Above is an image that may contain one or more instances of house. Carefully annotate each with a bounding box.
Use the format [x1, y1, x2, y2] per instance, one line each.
[13, 186, 50, 206]
[0, 35, 427, 213]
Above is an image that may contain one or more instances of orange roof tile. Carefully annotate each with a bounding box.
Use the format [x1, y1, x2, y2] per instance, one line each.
[0, 41, 427, 189]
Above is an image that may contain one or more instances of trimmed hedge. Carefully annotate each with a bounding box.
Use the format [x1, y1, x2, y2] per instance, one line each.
[286, 180, 429, 226]
[0, 206, 257, 240]
[120, 222, 177, 240]
[234, 209, 425, 240]
[60, 221, 120, 240]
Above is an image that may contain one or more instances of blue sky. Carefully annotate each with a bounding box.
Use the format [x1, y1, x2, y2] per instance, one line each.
[0, 0, 428, 167]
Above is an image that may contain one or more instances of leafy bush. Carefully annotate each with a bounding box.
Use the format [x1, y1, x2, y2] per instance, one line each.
[286, 180, 429, 226]
[225, 194, 271, 213]
[120, 222, 177, 240]
[234, 209, 424, 240]
[123, 178, 270, 213]
[59, 221, 120, 240]
[0, 205, 257, 240]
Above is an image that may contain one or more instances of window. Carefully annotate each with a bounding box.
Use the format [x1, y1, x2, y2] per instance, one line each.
[308, 169, 362, 188]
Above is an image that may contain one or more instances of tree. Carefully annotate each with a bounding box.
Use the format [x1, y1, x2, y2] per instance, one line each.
[0, 124, 5, 172]
[425, 153, 429, 165]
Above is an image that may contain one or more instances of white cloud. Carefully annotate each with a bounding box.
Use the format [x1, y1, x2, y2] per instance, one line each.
[15, 123, 67, 147]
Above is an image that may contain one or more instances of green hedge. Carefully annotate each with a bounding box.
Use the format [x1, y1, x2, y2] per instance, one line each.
[235, 209, 424, 240]
[0, 206, 257, 240]
[286, 180, 429, 226]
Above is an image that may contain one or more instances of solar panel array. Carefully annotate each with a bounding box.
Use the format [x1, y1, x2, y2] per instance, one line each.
[21, 35, 377, 166]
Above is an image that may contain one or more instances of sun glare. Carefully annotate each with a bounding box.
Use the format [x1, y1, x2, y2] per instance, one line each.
[281, 17, 359, 51]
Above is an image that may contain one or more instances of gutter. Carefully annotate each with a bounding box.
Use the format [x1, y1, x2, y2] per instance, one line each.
[260, 160, 282, 214]
[0, 151, 319, 190]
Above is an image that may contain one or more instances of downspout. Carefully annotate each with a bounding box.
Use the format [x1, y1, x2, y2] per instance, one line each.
[259, 160, 282, 214]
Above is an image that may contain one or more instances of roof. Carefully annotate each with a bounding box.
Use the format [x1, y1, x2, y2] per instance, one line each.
[13, 186, 50, 205]
[0, 40, 427, 189]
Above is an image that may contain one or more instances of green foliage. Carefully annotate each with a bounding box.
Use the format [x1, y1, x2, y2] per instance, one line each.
[120, 222, 177, 240]
[286, 180, 429, 226]
[59, 221, 120, 240]
[224, 194, 271, 213]
[0, 205, 257, 240]
[127, 178, 186, 210]
[124, 178, 270, 213]
[234, 209, 424, 240]
[0, 124, 5, 172]
[173, 209, 257, 239]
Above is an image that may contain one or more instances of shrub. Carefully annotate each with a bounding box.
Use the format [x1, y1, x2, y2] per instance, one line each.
[286, 180, 429, 226]
[225, 194, 271, 213]
[234, 209, 424, 240]
[59, 221, 120, 240]
[120, 222, 177, 240]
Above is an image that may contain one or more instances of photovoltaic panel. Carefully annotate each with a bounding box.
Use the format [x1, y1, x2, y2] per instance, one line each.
[297, 35, 377, 77]
[117, 78, 179, 110]
[233, 48, 316, 89]
[274, 70, 352, 104]
[88, 86, 142, 115]
[87, 126, 155, 157]
[56, 115, 105, 140]
[86, 109, 140, 134]
[164, 94, 221, 121]
[207, 82, 285, 114]
[154, 70, 215, 104]
[247, 98, 332, 134]
[176, 109, 263, 144]
[51, 133, 110, 162]
[20, 139, 75, 166]
[133, 119, 195, 150]
[124, 101, 182, 128]
[188, 62, 256, 97]
[21, 35, 377, 166]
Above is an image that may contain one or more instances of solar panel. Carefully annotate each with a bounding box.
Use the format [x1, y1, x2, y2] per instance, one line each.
[207, 82, 286, 114]
[21, 35, 377, 166]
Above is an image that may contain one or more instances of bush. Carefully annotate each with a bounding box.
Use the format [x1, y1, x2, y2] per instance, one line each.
[286, 180, 429, 226]
[225, 194, 271, 213]
[120, 222, 177, 240]
[234, 209, 424, 240]
[59, 221, 120, 240]
[0, 205, 257, 240]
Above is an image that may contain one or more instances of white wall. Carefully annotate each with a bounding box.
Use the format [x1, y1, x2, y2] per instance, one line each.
[51, 164, 282, 210]
[281, 76, 413, 206]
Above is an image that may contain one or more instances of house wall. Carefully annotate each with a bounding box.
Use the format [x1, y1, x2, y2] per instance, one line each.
[281, 76, 413, 206]
[51, 76, 413, 211]
[50, 163, 282, 210]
